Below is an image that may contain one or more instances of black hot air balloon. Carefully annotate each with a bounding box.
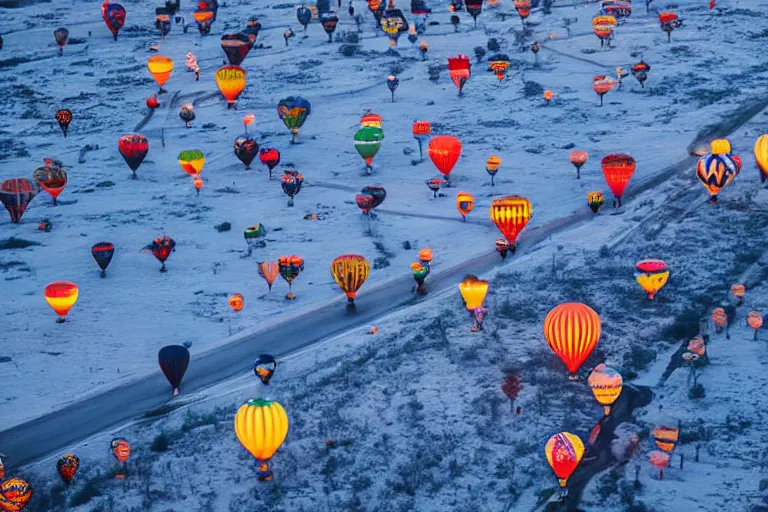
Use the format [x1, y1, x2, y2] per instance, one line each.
[158, 345, 190, 397]
[244, 17, 262, 42]
[253, 354, 277, 385]
[234, 136, 259, 169]
[56, 109, 72, 137]
[281, 169, 303, 206]
[296, 6, 312, 31]
[0, 178, 37, 224]
[361, 185, 386, 210]
[221, 33, 253, 66]
[91, 242, 115, 278]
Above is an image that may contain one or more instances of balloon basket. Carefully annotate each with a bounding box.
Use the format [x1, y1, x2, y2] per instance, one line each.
[100, 270, 106, 278]
[285, 292, 296, 300]
[160, 264, 167, 273]
[56, 317, 66, 324]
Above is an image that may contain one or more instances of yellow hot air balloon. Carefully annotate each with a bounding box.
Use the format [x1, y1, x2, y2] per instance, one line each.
[652, 425, 679, 452]
[44, 281, 79, 323]
[147, 55, 174, 93]
[545, 432, 584, 488]
[710, 138, 731, 155]
[458, 276, 488, 310]
[456, 191, 474, 221]
[635, 259, 669, 300]
[489, 195, 532, 250]
[754, 134, 768, 183]
[234, 399, 289, 481]
[587, 364, 623, 415]
[330, 254, 370, 305]
[178, 150, 205, 176]
[215, 65, 247, 108]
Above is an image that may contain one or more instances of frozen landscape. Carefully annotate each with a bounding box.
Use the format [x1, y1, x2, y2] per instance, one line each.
[1, 0, 768, 509]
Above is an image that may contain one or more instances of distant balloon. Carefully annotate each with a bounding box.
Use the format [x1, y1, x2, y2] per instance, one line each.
[487, 53, 510, 81]
[193, 176, 203, 195]
[587, 191, 604, 214]
[57, 454, 80, 485]
[361, 185, 386, 210]
[257, 261, 280, 291]
[649, 450, 671, 479]
[234, 399, 289, 481]
[179, 103, 195, 128]
[456, 191, 474, 221]
[156, 14, 171, 37]
[543, 302, 601, 377]
[330, 254, 370, 305]
[215, 65, 247, 108]
[631, 61, 651, 88]
[228, 293, 244, 312]
[278, 255, 304, 300]
[158, 345, 190, 397]
[486, 155, 502, 186]
[696, 150, 738, 204]
[118, 134, 149, 179]
[277, 96, 311, 143]
[178, 149, 205, 176]
[243, 113, 255, 132]
[447, 55, 471, 95]
[320, 11, 339, 42]
[296, 6, 312, 30]
[386, 75, 399, 101]
[652, 425, 679, 452]
[0, 178, 37, 224]
[221, 33, 253, 66]
[412, 120, 431, 160]
[147, 55, 174, 94]
[601, 153, 635, 207]
[54, 27, 69, 56]
[635, 259, 669, 300]
[254, 354, 277, 384]
[234, 136, 259, 169]
[56, 108, 72, 137]
[281, 169, 304, 207]
[489, 195, 532, 251]
[102, 2, 126, 41]
[91, 242, 115, 278]
[513, 0, 531, 20]
[588, 364, 623, 415]
[458, 275, 489, 332]
[592, 75, 616, 107]
[146, 96, 159, 109]
[244, 224, 266, 255]
[545, 432, 584, 488]
[44, 281, 79, 323]
[569, 150, 588, 179]
[142, 236, 176, 272]
[747, 311, 763, 339]
[259, 148, 281, 179]
[354, 127, 385, 173]
[33, 166, 67, 205]
[658, 11, 680, 42]
[428, 135, 462, 182]
[591, 14, 616, 45]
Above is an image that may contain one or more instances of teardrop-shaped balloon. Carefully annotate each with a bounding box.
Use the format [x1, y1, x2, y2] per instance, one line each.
[118, 134, 149, 178]
[428, 135, 462, 179]
[215, 65, 246, 108]
[544, 432, 584, 487]
[543, 303, 601, 377]
[0, 178, 37, 224]
[158, 344, 190, 396]
[234, 136, 259, 169]
[91, 241, 115, 277]
[33, 166, 67, 205]
[330, 254, 370, 304]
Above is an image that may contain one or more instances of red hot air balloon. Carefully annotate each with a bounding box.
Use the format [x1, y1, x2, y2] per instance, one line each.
[142, 236, 176, 272]
[489, 195, 532, 251]
[259, 148, 281, 179]
[33, 165, 67, 205]
[102, 1, 126, 41]
[0, 178, 37, 224]
[118, 134, 149, 179]
[448, 55, 471, 95]
[428, 136, 462, 183]
[601, 154, 635, 207]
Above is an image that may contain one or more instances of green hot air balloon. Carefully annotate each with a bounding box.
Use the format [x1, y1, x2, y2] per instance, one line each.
[354, 126, 385, 174]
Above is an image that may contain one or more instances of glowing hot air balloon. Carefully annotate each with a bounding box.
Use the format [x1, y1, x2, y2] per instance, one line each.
[54, 27, 69, 56]
[696, 148, 739, 204]
[448, 55, 471, 95]
[0, 477, 33, 511]
[653, 425, 679, 452]
[258, 261, 280, 292]
[489, 195, 532, 253]
[543, 303, 601, 378]
[281, 169, 303, 207]
[229, 293, 244, 312]
[545, 432, 584, 489]
[147, 55, 174, 94]
[45, 281, 79, 323]
[33, 166, 67, 205]
[731, 283, 745, 305]
[747, 311, 763, 340]
[592, 14, 616, 46]
[56, 108, 72, 137]
[243, 113, 256, 133]
[649, 450, 671, 479]
[118, 134, 149, 179]
[487, 53, 510, 81]
[428, 135, 462, 183]
[178, 149, 205, 176]
[361, 111, 382, 129]
[569, 150, 588, 179]
[631, 61, 651, 88]
[277, 96, 311, 143]
[592, 75, 616, 107]
[635, 259, 669, 300]
[458, 275, 489, 332]
[259, 148, 281, 179]
[456, 191, 474, 221]
[601, 153, 635, 207]
[486, 155, 502, 186]
[253, 354, 277, 385]
[588, 364, 623, 415]
[330, 254, 370, 306]
[235, 399, 289, 481]
[412, 120, 431, 161]
[142, 236, 176, 272]
[215, 65, 246, 108]
[588, 191, 604, 214]
[754, 134, 768, 183]
[57, 454, 80, 485]
[278, 255, 304, 299]
[659, 11, 680, 42]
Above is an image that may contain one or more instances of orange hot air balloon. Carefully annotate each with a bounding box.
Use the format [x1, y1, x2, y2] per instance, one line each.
[592, 75, 616, 107]
[601, 153, 635, 207]
[147, 55, 174, 93]
[215, 65, 246, 108]
[486, 155, 502, 186]
[747, 311, 763, 339]
[587, 364, 623, 415]
[456, 191, 474, 221]
[653, 425, 679, 452]
[0, 477, 33, 510]
[754, 134, 768, 183]
[229, 293, 244, 312]
[489, 195, 532, 251]
[649, 451, 671, 479]
[193, 176, 203, 195]
[569, 150, 588, 179]
[545, 432, 585, 488]
[428, 136, 462, 182]
[44, 281, 79, 323]
[543, 303, 601, 378]
[258, 261, 280, 292]
[711, 307, 727, 329]
[243, 113, 256, 132]
[731, 283, 745, 305]
[330, 254, 370, 305]
[687, 336, 705, 356]
[543, 90, 554, 104]
[458, 276, 488, 311]
[418, 248, 433, 266]
[234, 399, 289, 481]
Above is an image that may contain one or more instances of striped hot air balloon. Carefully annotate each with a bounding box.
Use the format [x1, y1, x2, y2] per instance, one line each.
[489, 195, 532, 252]
[601, 153, 635, 206]
[543, 303, 601, 378]
[330, 255, 370, 305]
[235, 399, 289, 481]
[587, 364, 623, 415]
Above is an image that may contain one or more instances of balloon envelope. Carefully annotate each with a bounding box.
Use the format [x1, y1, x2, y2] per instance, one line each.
[234, 136, 259, 168]
[489, 195, 532, 246]
[458, 275, 488, 310]
[234, 399, 289, 461]
[543, 303, 601, 375]
[57, 454, 80, 485]
[118, 134, 149, 175]
[545, 432, 584, 487]
[158, 345, 190, 391]
[215, 65, 247, 106]
[601, 153, 635, 202]
[44, 281, 79, 319]
[33, 166, 67, 204]
[428, 136, 462, 177]
[221, 33, 253, 66]
[178, 150, 205, 175]
[635, 259, 669, 300]
[0, 178, 37, 223]
[254, 354, 277, 384]
[147, 56, 174, 87]
[330, 254, 370, 303]
[92, 242, 115, 274]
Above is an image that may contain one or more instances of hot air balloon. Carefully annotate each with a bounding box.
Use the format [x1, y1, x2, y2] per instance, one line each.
[495, 238, 511, 259]
[649, 450, 671, 479]
[569, 150, 588, 179]
[386, 75, 399, 101]
[545, 432, 584, 490]
[259, 148, 281, 179]
[215, 65, 246, 108]
[158, 345, 190, 397]
[320, 11, 339, 42]
[588, 191, 604, 214]
[193, 176, 203, 195]
[361, 111, 382, 129]
[603, 1, 632, 20]
[426, 178, 445, 198]
[543, 302, 601, 378]
[448, 55, 471, 95]
[235, 399, 289, 481]
[486, 155, 502, 186]
[361, 185, 386, 209]
[631, 61, 650, 88]
[601, 153, 635, 206]
[142, 236, 176, 272]
[221, 33, 253, 66]
[635, 259, 669, 300]
[588, 364, 623, 415]
[91, 242, 115, 278]
[180, 103, 195, 128]
[234, 136, 259, 169]
[653, 425, 679, 452]
[297, 6, 312, 30]
[156, 14, 171, 38]
[278, 255, 304, 299]
[118, 134, 149, 179]
[412, 120, 431, 161]
[147, 55, 174, 94]
[0, 457, 5, 481]
[418, 248, 433, 268]
[254, 354, 277, 384]
[0, 178, 37, 224]
[592, 75, 616, 107]
[487, 53, 510, 81]
[466, 0, 482, 24]
[0, 477, 32, 511]
[712, 307, 727, 333]
[354, 127, 385, 173]
[103, 1, 126, 41]
[178, 149, 205, 176]
[109, 437, 131, 478]
[412, 262, 429, 295]
[731, 283, 745, 306]
[57, 454, 80, 485]
[277, 96, 311, 143]
[281, 169, 303, 207]
[458, 275, 489, 332]
[747, 311, 763, 340]
[659, 11, 680, 42]
[489, 195, 532, 252]
[56, 108, 72, 136]
[243, 224, 266, 256]
[428, 135, 462, 183]
[592, 14, 616, 46]
[543, 90, 554, 104]
[54, 27, 69, 56]
[356, 194, 374, 215]
[696, 150, 738, 204]
[330, 254, 370, 306]
[33, 166, 67, 205]
[513, 0, 531, 21]
[45, 281, 79, 323]
[754, 134, 768, 183]
[147, 95, 159, 109]
[419, 39, 429, 60]
[229, 293, 244, 312]
[258, 261, 280, 291]
[456, 191, 474, 221]
[194, 7, 215, 34]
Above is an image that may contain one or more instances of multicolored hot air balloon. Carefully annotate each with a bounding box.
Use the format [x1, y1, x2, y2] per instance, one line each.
[296, 6, 312, 30]
[33, 166, 67, 205]
[592, 75, 616, 106]
[118, 134, 149, 179]
[91, 242, 115, 277]
[45, 281, 79, 323]
[592, 14, 616, 46]
[354, 126, 385, 173]
[277, 96, 311, 143]
[158, 345, 190, 397]
[221, 33, 253, 66]
[147, 55, 174, 94]
[244, 224, 266, 256]
[653, 425, 679, 452]
[0, 178, 37, 224]
[755, 134, 768, 183]
[259, 148, 281, 179]
[57, 454, 80, 485]
[178, 149, 205, 176]
[278, 255, 304, 299]
[215, 65, 246, 108]
[56, 108, 72, 137]
[281, 169, 303, 206]
[180, 103, 195, 128]
[456, 191, 474, 221]
[588, 364, 623, 415]
[569, 150, 588, 179]
[235, 399, 289, 481]
[696, 143, 739, 204]
[545, 432, 584, 489]
[234, 136, 259, 169]
[412, 262, 429, 295]
[428, 135, 462, 183]
[486, 155, 502, 186]
[458, 275, 489, 332]
[601, 153, 635, 206]
[361, 111, 382, 129]
[380, 8, 408, 49]
[635, 259, 669, 300]
[747, 311, 763, 340]
[254, 354, 277, 384]
[228, 293, 244, 312]
[54, 27, 69, 56]
[543, 302, 601, 378]
[588, 191, 604, 214]
[320, 11, 339, 42]
[631, 61, 651, 88]
[330, 254, 370, 305]
[659, 11, 680, 42]
[102, 1, 126, 41]
[412, 120, 431, 161]
[142, 236, 176, 272]
[448, 55, 471, 95]
[489, 195, 532, 253]
[258, 261, 280, 292]
[487, 54, 510, 81]
[0, 477, 33, 511]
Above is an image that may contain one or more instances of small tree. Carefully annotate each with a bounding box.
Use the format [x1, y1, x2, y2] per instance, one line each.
[501, 371, 523, 412]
